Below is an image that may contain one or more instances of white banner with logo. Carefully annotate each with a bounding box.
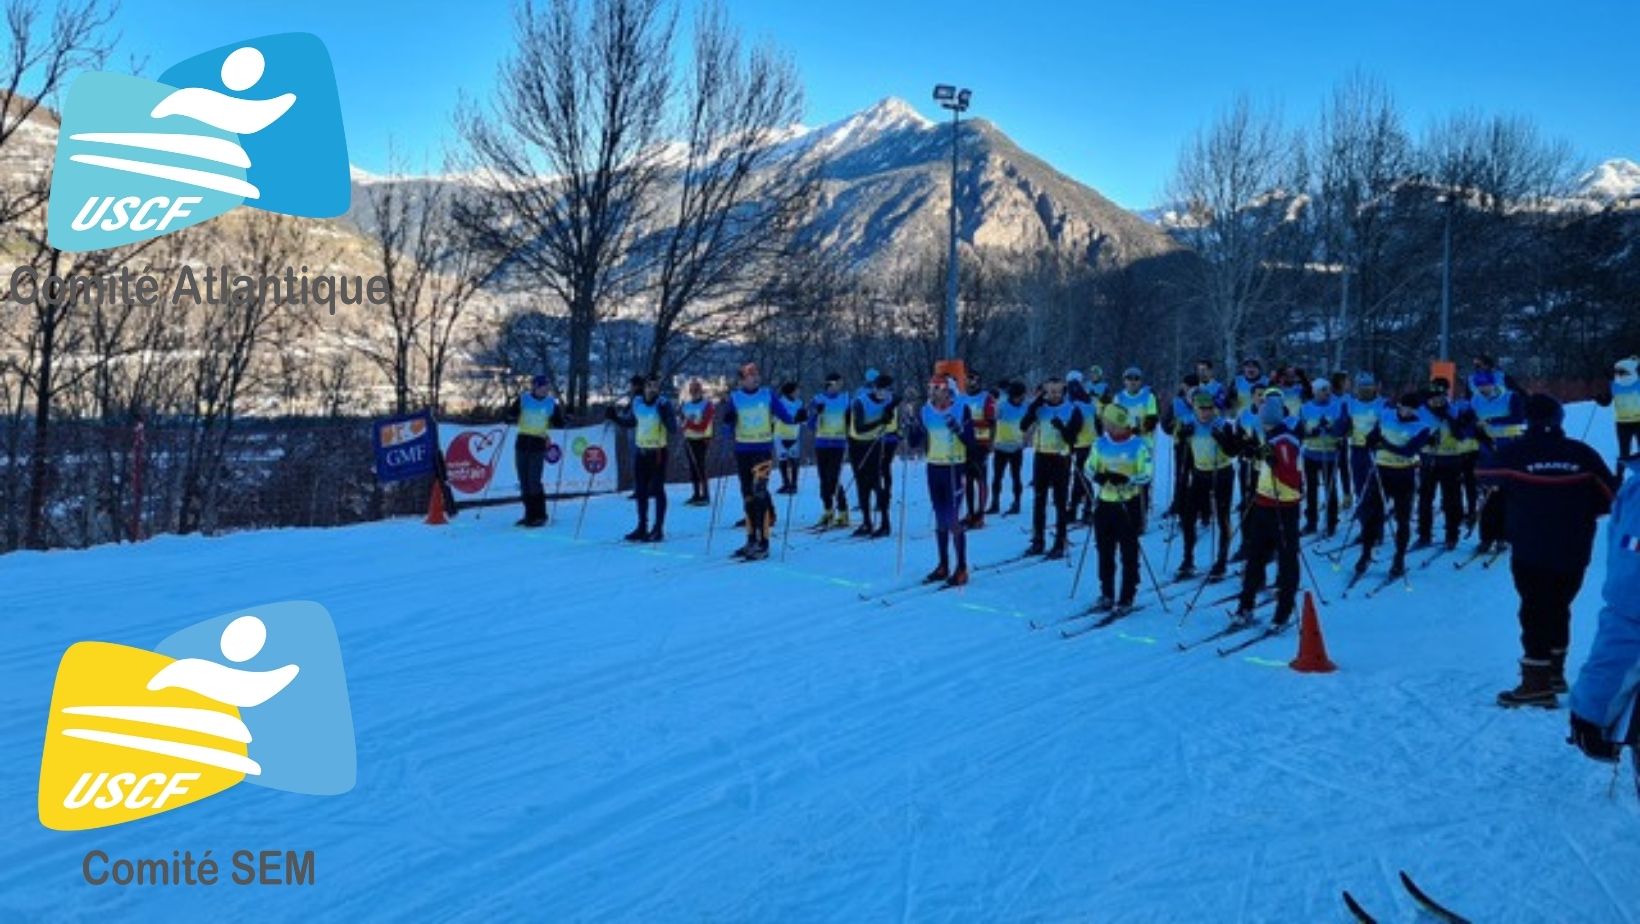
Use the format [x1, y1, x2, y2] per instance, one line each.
[437, 422, 618, 502]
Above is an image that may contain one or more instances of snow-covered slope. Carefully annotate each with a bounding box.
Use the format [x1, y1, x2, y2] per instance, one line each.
[1, 404, 1635, 921]
[1574, 158, 1640, 206]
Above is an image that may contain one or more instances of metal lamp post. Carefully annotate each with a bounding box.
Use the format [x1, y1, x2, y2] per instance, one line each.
[933, 84, 971, 359]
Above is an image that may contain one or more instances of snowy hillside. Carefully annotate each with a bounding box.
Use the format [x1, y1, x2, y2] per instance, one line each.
[2, 403, 1636, 921]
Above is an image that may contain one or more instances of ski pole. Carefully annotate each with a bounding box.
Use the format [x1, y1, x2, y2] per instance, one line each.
[1121, 492, 1174, 613]
[1068, 465, 1097, 598]
[778, 455, 800, 562]
[894, 447, 910, 577]
[548, 408, 569, 523]
[704, 443, 730, 555]
[1178, 488, 1256, 628]
[1297, 544, 1330, 606]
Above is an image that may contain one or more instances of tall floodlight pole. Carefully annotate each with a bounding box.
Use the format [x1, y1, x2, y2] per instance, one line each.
[1439, 194, 1453, 361]
[933, 84, 971, 358]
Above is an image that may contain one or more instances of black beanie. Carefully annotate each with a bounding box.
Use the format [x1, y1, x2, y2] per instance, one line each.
[1525, 393, 1564, 428]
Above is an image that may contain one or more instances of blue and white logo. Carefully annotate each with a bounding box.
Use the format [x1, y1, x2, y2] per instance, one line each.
[48, 32, 349, 252]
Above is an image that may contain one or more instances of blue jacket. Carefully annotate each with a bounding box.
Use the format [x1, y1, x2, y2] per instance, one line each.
[1571, 458, 1640, 742]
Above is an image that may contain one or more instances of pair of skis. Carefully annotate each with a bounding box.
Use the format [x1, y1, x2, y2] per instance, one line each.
[858, 550, 1038, 606]
[1054, 603, 1148, 639]
[1344, 870, 1469, 923]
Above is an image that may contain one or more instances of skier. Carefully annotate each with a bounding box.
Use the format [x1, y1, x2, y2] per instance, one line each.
[1232, 386, 1273, 519]
[1568, 451, 1640, 788]
[719, 362, 797, 559]
[1194, 358, 1227, 408]
[808, 372, 852, 529]
[1357, 394, 1433, 577]
[1341, 372, 1389, 511]
[960, 371, 996, 529]
[989, 380, 1028, 516]
[1230, 357, 1266, 417]
[774, 381, 805, 495]
[1085, 364, 1111, 402]
[1174, 390, 1239, 580]
[1277, 366, 1306, 419]
[846, 372, 897, 538]
[1113, 367, 1160, 530]
[503, 374, 565, 528]
[606, 375, 676, 542]
[1471, 369, 1527, 555]
[1024, 377, 1085, 559]
[1229, 391, 1303, 628]
[1416, 379, 1477, 551]
[918, 374, 978, 586]
[1479, 394, 1617, 707]
[1297, 378, 1348, 537]
[680, 379, 715, 506]
[1594, 356, 1639, 464]
[1083, 403, 1153, 614]
[1067, 371, 1101, 524]
[1162, 373, 1200, 524]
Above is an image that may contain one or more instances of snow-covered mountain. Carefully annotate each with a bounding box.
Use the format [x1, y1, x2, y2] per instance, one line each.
[344, 97, 1183, 274]
[1574, 158, 1640, 206]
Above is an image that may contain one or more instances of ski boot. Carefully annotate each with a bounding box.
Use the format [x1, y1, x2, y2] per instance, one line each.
[968, 513, 986, 531]
[833, 509, 851, 528]
[1024, 538, 1046, 556]
[644, 526, 665, 543]
[852, 521, 875, 538]
[985, 499, 1001, 516]
[1353, 550, 1373, 576]
[1006, 499, 1021, 516]
[1112, 598, 1137, 618]
[1411, 536, 1433, 551]
[923, 564, 950, 584]
[1044, 538, 1067, 560]
[1497, 660, 1559, 709]
[1174, 562, 1197, 581]
[1300, 521, 1318, 537]
[1443, 536, 1459, 552]
[1091, 595, 1115, 613]
[812, 511, 834, 531]
[1227, 608, 1257, 629]
[1207, 561, 1228, 581]
[872, 521, 891, 539]
[743, 540, 770, 561]
[624, 526, 650, 542]
[1388, 553, 1407, 579]
[945, 567, 969, 588]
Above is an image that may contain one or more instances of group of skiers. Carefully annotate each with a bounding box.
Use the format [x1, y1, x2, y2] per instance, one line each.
[500, 353, 1640, 782]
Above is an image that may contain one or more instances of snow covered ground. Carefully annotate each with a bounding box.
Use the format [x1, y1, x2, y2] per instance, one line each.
[3, 402, 1636, 922]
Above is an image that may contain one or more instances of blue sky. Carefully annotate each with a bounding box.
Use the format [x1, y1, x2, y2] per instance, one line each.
[110, 0, 1638, 208]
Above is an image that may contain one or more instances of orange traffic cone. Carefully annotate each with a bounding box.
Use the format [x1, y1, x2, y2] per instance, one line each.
[424, 479, 450, 526]
[1288, 591, 1336, 673]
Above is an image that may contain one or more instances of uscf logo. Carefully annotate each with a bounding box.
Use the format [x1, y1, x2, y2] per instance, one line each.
[47, 32, 349, 252]
[38, 602, 354, 830]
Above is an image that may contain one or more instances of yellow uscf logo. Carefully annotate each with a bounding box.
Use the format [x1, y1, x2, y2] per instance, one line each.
[39, 642, 253, 830]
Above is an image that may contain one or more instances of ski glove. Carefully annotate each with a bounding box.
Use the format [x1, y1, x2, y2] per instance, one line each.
[1568, 714, 1623, 763]
[1104, 471, 1131, 486]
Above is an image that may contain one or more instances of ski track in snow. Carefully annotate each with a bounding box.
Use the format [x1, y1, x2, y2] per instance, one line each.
[1, 401, 1636, 921]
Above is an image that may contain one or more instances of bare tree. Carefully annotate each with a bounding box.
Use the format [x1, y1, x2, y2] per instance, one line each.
[456, 0, 674, 411]
[641, 1, 813, 378]
[1166, 96, 1304, 372]
[1311, 72, 1415, 370]
[364, 165, 504, 414]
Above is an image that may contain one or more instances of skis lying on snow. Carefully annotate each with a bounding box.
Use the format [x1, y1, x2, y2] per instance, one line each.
[1398, 870, 1470, 924]
[1452, 544, 1506, 571]
[1216, 617, 1292, 656]
[1343, 872, 1469, 924]
[1059, 604, 1147, 639]
[1174, 595, 1274, 651]
[858, 551, 1037, 605]
[1361, 569, 1411, 599]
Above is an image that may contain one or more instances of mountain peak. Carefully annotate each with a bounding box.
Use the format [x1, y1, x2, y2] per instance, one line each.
[856, 96, 935, 132]
[1576, 158, 1640, 203]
